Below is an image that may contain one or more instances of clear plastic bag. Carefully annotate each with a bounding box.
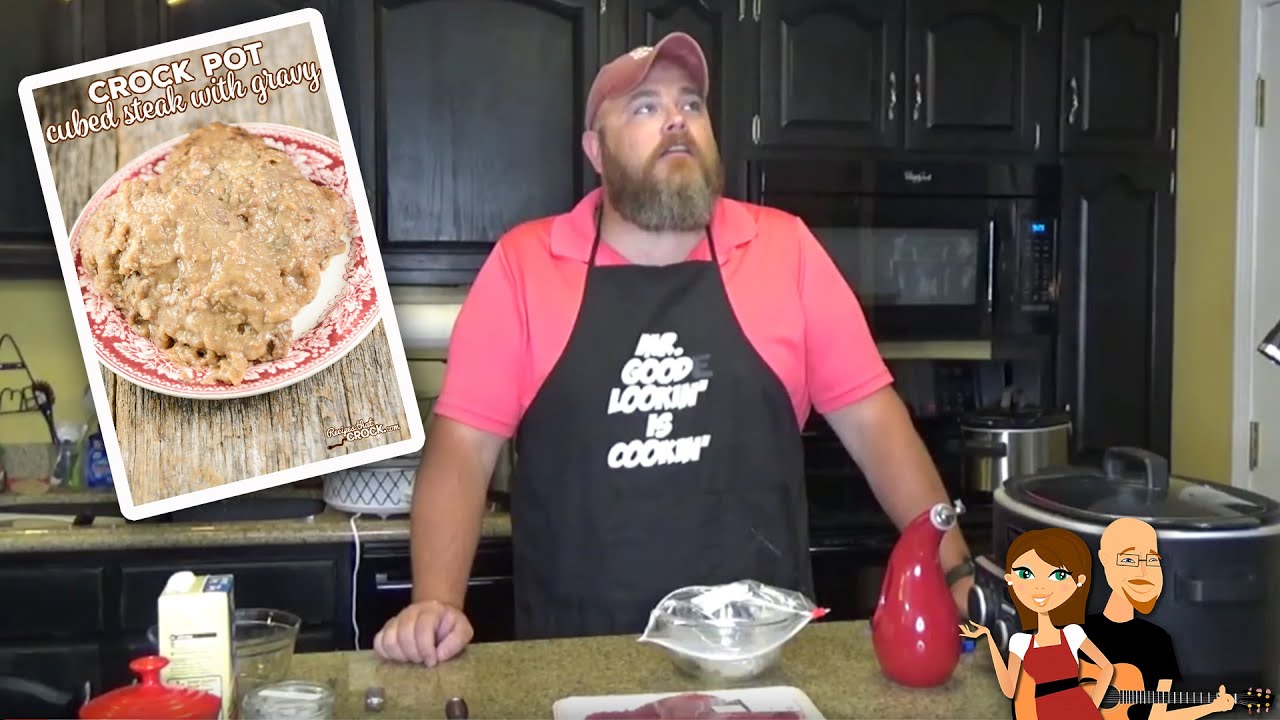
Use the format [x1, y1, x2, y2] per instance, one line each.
[638, 579, 829, 661]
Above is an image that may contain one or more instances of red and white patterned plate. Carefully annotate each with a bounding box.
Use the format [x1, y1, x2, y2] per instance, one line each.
[68, 122, 380, 400]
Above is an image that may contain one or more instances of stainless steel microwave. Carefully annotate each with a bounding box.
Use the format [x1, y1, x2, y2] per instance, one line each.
[748, 159, 1060, 343]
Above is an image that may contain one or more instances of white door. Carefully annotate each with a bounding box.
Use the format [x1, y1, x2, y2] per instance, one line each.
[1244, 1, 1280, 499]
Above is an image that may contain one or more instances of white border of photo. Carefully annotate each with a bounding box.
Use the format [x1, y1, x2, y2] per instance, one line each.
[16, 9, 427, 521]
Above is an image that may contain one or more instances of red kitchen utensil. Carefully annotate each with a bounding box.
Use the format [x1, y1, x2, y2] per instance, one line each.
[870, 501, 964, 687]
[79, 656, 222, 719]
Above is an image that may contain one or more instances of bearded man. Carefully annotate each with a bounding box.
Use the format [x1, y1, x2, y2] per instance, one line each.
[373, 32, 975, 665]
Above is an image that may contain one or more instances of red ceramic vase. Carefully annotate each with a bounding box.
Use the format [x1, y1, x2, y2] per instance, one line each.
[870, 501, 964, 687]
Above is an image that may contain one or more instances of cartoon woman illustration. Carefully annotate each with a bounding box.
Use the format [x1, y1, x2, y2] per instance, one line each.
[959, 528, 1115, 720]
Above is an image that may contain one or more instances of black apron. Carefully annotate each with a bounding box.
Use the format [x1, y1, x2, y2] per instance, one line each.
[509, 205, 814, 639]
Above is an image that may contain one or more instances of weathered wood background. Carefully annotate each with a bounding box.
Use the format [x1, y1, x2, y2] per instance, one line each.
[36, 24, 411, 505]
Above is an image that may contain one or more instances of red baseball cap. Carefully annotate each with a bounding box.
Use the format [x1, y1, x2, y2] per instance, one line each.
[584, 32, 710, 130]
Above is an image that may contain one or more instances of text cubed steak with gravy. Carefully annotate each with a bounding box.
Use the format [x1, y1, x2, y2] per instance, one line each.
[78, 122, 349, 386]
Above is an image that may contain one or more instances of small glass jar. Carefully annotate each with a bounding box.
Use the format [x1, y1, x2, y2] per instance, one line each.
[240, 681, 334, 720]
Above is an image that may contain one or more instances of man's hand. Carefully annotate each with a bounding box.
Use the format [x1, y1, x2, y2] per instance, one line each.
[373, 600, 474, 667]
[1208, 685, 1235, 713]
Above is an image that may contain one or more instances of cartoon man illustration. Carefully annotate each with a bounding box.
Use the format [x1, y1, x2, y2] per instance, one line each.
[1079, 517, 1235, 720]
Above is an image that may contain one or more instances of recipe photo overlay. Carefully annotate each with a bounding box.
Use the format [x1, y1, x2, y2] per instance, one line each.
[18, 11, 424, 517]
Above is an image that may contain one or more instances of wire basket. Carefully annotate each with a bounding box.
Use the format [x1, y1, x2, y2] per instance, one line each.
[322, 454, 420, 517]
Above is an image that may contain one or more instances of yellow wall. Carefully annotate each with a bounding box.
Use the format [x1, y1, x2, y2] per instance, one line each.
[0, 280, 90, 443]
[1170, 0, 1242, 483]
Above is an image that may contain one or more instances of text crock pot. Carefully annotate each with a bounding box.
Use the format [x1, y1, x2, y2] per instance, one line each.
[992, 446, 1280, 693]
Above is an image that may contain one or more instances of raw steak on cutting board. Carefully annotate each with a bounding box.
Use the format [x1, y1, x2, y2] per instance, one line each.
[553, 686, 825, 720]
[584, 692, 799, 719]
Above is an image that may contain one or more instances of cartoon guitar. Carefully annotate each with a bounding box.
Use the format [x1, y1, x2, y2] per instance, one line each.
[1013, 661, 1272, 719]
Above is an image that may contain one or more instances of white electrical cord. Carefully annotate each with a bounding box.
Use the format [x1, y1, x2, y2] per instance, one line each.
[349, 512, 363, 651]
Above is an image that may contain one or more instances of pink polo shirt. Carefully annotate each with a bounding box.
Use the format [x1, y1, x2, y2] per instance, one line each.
[435, 188, 893, 439]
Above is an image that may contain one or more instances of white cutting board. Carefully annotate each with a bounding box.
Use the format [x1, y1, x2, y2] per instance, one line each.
[552, 686, 826, 720]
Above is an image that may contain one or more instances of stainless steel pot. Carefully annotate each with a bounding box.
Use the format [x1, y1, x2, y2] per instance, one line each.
[958, 407, 1071, 493]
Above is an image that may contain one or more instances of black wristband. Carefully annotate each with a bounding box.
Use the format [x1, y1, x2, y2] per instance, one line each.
[945, 557, 975, 587]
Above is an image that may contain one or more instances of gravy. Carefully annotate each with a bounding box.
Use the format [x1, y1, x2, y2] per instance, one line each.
[79, 123, 349, 386]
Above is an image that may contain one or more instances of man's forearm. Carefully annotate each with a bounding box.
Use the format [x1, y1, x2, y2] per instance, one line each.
[408, 432, 495, 607]
[864, 431, 972, 572]
[825, 388, 972, 572]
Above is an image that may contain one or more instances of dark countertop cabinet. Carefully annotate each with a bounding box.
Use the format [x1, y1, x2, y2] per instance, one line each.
[0, 544, 352, 698]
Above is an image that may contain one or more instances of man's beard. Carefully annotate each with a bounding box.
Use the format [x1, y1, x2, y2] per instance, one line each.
[600, 130, 724, 232]
[1123, 586, 1159, 614]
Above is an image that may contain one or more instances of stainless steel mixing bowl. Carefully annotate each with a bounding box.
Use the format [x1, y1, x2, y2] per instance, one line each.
[646, 601, 798, 683]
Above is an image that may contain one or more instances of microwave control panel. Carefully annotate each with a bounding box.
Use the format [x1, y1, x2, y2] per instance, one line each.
[1020, 219, 1057, 309]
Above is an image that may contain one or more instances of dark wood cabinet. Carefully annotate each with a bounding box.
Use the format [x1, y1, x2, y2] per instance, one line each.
[0, 0, 85, 278]
[903, 0, 1059, 155]
[1054, 0, 1179, 460]
[344, 0, 602, 285]
[88, 0, 348, 59]
[0, 545, 351, 696]
[753, 0, 1056, 155]
[95, 0, 337, 55]
[149, 0, 333, 43]
[0, 642, 100, 704]
[1060, 0, 1180, 156]
[1058, 158, 1175, 461]
[756, 0, 901, 150]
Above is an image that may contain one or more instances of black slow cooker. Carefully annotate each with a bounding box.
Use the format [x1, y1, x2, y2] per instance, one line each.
[986, 446, 1280, 694]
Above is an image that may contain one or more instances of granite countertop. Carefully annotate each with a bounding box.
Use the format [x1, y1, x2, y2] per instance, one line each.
[0, 486, 511, 554]
[0, 486, 989, 556]
[288, 620, 1007, 719]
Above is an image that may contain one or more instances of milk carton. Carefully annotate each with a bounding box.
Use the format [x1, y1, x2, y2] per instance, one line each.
[156, 571, 235, 719]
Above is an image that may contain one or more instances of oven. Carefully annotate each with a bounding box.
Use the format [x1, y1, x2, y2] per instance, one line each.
[748, 158, 1060, 343]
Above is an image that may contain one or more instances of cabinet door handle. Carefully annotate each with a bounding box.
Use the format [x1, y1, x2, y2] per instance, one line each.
[986, 218, 996, 310]
[374, 572, 412, 591]
[468, 576, 509, 587]
[1068, 76, 1079, 125]
[912, 73, 923, 122]
[887, 71, 897, 120]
